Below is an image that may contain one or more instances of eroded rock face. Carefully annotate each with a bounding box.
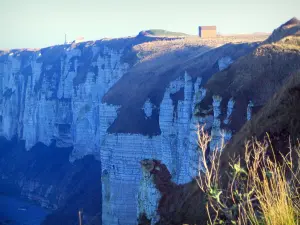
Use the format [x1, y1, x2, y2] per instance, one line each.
[218, 56, 233, 71]
[136, 31, 300, 225]
[0, 42, 130, 224]
[138, 159, 207, 225]
[100, 70, 252, 224]
[0, 44, 129, 158]
[137, 160, 161, 224]
[0, 38, 260, 225]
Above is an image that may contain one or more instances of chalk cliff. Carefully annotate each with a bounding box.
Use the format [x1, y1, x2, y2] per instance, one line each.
[0, 31, 279, 224]
[135, 18, 300, 224]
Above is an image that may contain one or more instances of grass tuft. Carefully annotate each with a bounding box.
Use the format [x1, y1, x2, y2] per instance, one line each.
[196, 125, 300, 225]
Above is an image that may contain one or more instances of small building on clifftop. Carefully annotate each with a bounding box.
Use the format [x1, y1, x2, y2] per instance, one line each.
[198, 26, 217, 38]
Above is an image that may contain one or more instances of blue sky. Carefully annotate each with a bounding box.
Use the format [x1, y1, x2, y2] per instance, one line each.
[1, 0, 299, 49]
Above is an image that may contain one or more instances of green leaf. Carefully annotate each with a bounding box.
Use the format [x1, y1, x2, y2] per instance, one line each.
[208, 186, 222, 202]
[266, 170, 272, 179]
[233, 163, 248, 175]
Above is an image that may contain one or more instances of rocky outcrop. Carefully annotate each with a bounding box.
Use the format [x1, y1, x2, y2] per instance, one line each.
[0, 43, 129, 157]
[139, 159, 207, 225]
[137, 71, 300, 225]
[221, 71, 300, 171]
[0, 40, 132, 224]
[264, 17, 300, 44]
[0, 33, 269, 225]
[196, 33, 300, 147]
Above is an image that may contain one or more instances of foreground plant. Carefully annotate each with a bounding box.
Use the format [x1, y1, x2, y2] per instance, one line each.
[196, 125, 300, 225]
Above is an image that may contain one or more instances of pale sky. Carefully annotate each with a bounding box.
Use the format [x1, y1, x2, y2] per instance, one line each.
[1, 0, 299, 49]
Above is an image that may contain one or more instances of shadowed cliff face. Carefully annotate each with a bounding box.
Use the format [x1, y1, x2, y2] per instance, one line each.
[220, 71, 300, 177]
[103, 42, 259, 135]
[139, 159, 207, 225]
[193, 26, 300, 155]
[196, 40, 300, 136]
[1, 20, 298, 225]
[0, 137, 102, 225]
[138, 72, 300, 225]
[138, 72, 300, 223]
[0, 30, 269, 225]
[136, 19, 300, 225]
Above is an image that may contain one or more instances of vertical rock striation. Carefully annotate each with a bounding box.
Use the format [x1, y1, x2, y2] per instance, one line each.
[0, 40, 258, 225]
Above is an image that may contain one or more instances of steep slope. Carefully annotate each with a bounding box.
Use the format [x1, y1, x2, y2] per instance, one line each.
[103, 41, 260, 135]
[221, 71, 300, 169]
[194, 21, 300, 153]
[138, 70, 300, 224]
[0, 17, 297, 224]
[0, 33, 268, 225]
[135, 18, 300, 225]
[264, 17, 300, 44]
[99, 36, 264, 224]
[0, 37, 161, 225]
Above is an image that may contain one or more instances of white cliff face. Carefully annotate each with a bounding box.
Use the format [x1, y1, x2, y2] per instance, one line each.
[188, 78, 207, 177]
[218, 56, 233, 71]
[137, 167, 161, 224]
[57, 48, 81, 99]
[0, 46, 251, 225]
[1, 54, 21, 139]
[143, 99, 153, 118]
[209, 95, 223, 151]
[247, 100, 254, 121]
[176, 73, 194, 183]
[100, 133, 161, 224]
[0, 46, 129, 156]
[100, 72, 208, 224]
[224, 98, 235, 125]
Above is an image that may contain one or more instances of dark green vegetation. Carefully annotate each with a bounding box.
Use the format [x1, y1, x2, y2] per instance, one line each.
[138, 29, 189, 37]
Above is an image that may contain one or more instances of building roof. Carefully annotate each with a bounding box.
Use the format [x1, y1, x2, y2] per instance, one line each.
[199, 26, 217, 30]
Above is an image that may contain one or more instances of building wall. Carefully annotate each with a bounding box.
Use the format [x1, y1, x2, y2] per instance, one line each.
[199, 27, 217, 38]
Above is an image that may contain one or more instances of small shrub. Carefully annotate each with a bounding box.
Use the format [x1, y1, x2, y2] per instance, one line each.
[196, 125, 300, 225]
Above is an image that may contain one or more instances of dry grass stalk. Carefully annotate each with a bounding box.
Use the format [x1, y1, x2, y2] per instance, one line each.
[196, 125, 300, 225]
